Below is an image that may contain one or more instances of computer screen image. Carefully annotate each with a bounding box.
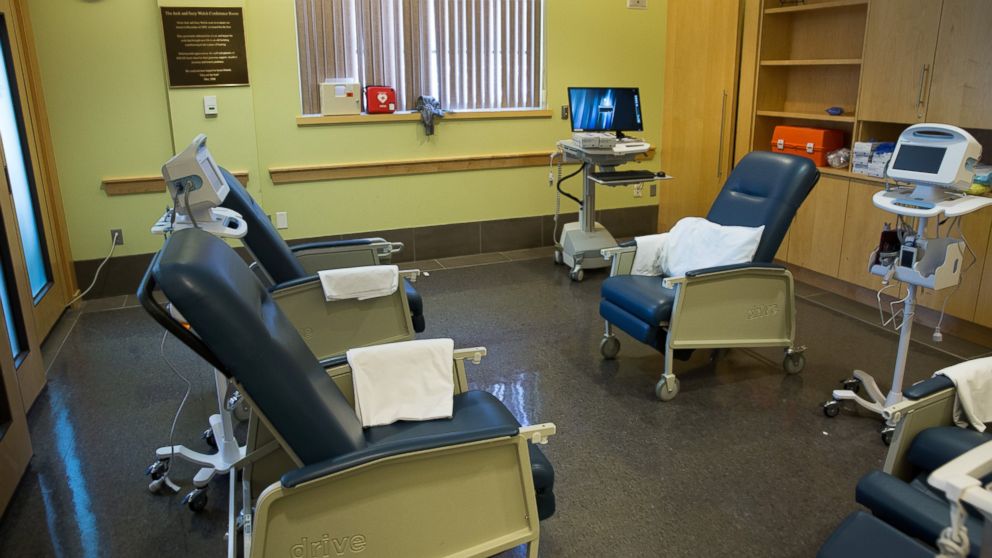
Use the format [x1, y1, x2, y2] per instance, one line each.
[568, 87, 643, 133]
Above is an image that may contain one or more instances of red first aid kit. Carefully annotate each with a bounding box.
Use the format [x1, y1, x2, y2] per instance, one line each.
[365, 86, 397, 114]
[770, 126, 845, 167]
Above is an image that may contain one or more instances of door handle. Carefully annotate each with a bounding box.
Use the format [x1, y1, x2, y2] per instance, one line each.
[916, 64, 929, 118]
[717, 89, 727, 179]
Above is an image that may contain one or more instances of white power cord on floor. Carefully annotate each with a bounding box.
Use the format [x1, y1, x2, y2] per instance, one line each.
[65, 231, 119, 307]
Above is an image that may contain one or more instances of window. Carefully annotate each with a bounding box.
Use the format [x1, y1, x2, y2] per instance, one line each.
[295, 0, 545, 115]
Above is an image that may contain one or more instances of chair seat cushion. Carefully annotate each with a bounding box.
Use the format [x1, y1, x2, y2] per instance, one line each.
[601, 275, 676, 325]
[817, 512, 933, 558]
[282, 390, 521, 488]
[907, 426, 992, 480]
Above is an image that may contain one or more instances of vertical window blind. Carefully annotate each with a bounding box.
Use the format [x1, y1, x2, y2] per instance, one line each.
[295, 0, 545, 115]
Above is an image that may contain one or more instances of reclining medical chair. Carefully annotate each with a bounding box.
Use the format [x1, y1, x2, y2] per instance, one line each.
[597, 151, 820, 400]
[818, 377, 991, 557]
[218, 167, 426, 333]
[139, 227, 556, 558]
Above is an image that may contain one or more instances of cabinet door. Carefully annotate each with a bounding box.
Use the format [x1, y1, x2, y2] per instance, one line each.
[837, 180, 892, 290]
[858, 0, 941, 123]
[916, 208, 992, 322]
[926, 0, 992, 129]
[788, 175, 850, 277]
[659, 0, 741, 232]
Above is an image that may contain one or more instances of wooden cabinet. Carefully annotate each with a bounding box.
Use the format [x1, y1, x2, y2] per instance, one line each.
[658, 0, 742, 232]
[837, 179, 892, 290]
[975, 230, 992, 329]
[858, 0, 941, 123]
[916, 208, 992, 322]
[926, 0, 992, 129]
[787, 175, 850, 276]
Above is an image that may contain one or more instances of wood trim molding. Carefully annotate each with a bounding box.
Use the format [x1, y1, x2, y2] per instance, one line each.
[296, 109, 553, 126]
[269, 148, 657, 185]
[102, 171, 250, 196]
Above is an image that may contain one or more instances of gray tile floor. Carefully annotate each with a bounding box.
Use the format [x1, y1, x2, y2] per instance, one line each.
[0, 256, 980, 557]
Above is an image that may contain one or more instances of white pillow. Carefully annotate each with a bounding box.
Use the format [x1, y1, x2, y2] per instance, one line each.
[632, 233, 670, 276]
[664, 217, 764, 277]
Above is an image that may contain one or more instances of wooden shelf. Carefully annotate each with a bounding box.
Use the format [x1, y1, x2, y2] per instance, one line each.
[297, 109, 553, 126]
[756, 110, 856, 123]
[818, 166, 898, 185]
[760, 58, 861, 66]
[764, 0, 868, 15]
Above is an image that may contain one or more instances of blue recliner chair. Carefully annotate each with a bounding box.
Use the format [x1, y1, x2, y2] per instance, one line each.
[218, 168, 426, 333]
[139, 228, 556, 557]
[598, 151, 820, 400]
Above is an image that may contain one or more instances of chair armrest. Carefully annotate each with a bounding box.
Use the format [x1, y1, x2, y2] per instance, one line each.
[291, 237, 404, 255]
[292, 238, 404, 272]
[601, 244, 638, 276]
[684, 262, 786, 277]
[902, 375, 955, 400]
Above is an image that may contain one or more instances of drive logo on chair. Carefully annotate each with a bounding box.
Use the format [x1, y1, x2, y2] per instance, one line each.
[745, 304, 779, 321]
[290, 533, 367, 557]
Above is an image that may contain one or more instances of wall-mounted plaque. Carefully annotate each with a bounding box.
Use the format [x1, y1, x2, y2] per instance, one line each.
[161, 7, 249, 88]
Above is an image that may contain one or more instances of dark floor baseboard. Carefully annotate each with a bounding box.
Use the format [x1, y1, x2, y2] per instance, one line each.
[73, 206, 659, 299]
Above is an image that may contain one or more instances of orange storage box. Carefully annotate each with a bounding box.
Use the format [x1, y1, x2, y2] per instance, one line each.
[770, 126, 845, 167]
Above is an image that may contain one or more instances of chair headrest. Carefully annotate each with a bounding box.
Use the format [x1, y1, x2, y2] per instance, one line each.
[151, 228, 365, 464]
[706, 151, 820, 262]
[218, 168, 307, 283]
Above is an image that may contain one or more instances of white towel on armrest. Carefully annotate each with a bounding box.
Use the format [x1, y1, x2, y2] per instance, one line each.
[632, 233, 670, 276]
[318, 265, 399, 301]
[934, 357, 992, 432]
[347, 338, 455, 428]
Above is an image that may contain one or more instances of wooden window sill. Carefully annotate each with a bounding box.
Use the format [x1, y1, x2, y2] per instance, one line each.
[296, 109, 553, 126]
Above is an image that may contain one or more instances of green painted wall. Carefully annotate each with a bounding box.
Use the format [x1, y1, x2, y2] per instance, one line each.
[29, 0, 666, 261]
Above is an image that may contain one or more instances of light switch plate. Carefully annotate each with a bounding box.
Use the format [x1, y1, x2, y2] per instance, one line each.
[275, 211, 288, 229]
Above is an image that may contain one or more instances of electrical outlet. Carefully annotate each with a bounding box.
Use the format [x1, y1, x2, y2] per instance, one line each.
[110, 229, 124, 245]
[649, 184, 657, 197]
[561, 105, 569, 120]
[627, 0, 647, 8]
[633, 184, 643, 198]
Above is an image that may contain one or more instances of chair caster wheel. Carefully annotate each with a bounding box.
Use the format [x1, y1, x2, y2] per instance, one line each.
[145, 458, 169, 480]
[202, 428, 217, 449]
[841, 378, 862, 394]
[822, 400, 840, 418]
[569, 267, 584, 282]
[783, 352, 805, 375]
[655, 377, 680, 402]
[881, 427, 895, 446]
[183, 488, 208, 512]
[600, 336, 620, 360]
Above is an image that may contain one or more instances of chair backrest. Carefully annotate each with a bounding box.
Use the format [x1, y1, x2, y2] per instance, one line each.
[218, 168, 307, 283]
[149, 228, 365, 465]
[705, 151, 819, 263]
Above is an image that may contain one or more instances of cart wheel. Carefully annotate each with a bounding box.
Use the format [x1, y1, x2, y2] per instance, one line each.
[553, 250, 563, 265]
[822, 400, 841, 418]
[183, 488, 208, 512]
[655, 377, 680, 402]
[842, 378, 862, 395]
[600, 336, 620, 360]
[201, 427, 217, 450]
[783, 352, 806, 375]
[569, 267, 584, 282]
[881, 427, 895, 446]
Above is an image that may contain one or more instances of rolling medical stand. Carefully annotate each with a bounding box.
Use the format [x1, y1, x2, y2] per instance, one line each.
[822, 124, 991, 444]
[554, 139, 668, 281]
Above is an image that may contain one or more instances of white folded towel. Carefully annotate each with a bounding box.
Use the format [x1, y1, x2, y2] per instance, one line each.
[632, 233, 670, 276]
[318, 265, 399, 301]
[934, 357, 992, 432]
[347, 338, 455, 428]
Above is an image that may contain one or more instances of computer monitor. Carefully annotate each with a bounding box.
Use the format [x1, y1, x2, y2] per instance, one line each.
[568, 87, 643, 136]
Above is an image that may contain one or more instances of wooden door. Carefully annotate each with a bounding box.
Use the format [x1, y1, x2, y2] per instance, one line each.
[858, 0, 942, 124]
[0, 266, 32, 517]
[925, 0, 992, 129]
[787, 175, 850, 277]
[917, 208, 992, 322]
[659, 0, 742, 232]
